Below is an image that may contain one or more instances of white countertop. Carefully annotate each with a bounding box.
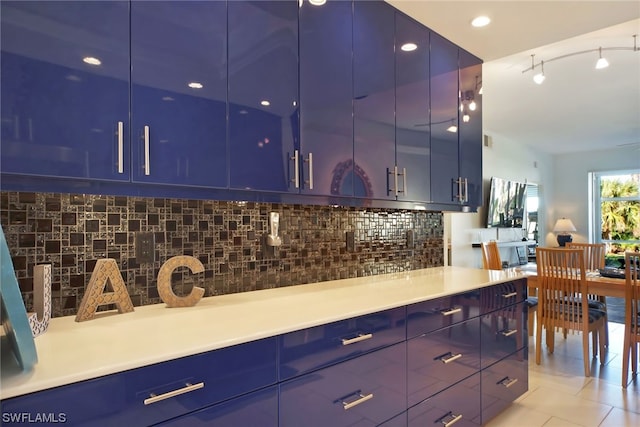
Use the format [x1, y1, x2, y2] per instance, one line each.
[0, 266, 526, 400]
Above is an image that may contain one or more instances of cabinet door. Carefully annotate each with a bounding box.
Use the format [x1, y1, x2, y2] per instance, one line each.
[156, 386, 278, 427]
[0, 1, 129, 181]
[395, 12, 430, 203]
[299, 0, 353, 198]
[228, 0, 299, 192]
[480, 349, 528, 424]
[280, 342, 407, 427]
[458, 49, 483, 208]
[429, 32, 460, 205]
[353, 0, 396, 201]
[130, 1, 227, 187]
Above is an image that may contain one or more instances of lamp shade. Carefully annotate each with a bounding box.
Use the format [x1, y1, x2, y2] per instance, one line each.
[553, 218, 577, 233]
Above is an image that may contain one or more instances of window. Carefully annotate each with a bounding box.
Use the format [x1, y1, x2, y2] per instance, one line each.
[590, 170, 640, 259]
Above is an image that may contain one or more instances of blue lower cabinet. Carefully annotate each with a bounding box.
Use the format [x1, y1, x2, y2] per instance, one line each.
[408, 318, 480, 407]
[155, 386, 278, 426]
[279, 342, 407, 427]
[479, 280, 526, 315]
[480, 301, 527, 368]
[1, 338, 277, 426]
[408, 373, 482, 427]
[406, 291, 480, 339]
[480, 349, 528, 424]
[279, 307, 406, 380]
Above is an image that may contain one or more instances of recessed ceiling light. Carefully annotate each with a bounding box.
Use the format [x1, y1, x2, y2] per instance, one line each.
[260, 100, 270, 106]
[188, 82, 203, 89]
[83, 56, 102, 66]
[471, 16, 491, 28]
[401, 43, 417, 52]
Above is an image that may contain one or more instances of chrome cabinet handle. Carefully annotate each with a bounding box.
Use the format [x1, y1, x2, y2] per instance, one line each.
[341, 392, 373, 410]
[502, 292, 518, 299]
[305, 152, 313, 189]
[143, 382, 204, 405]
[394, 165, 399, 196]
[143, 125, 150, 176]
[500, 328, 518, 337]
[402, 167, 407, 196]
[341, 333, 373, 346]
[117, 121, 124, 174]
[440, 307, 462, 316]
[498, 376, 519, 388]
[437, 411, 463, 427]
[290, 150, 299, 189]
[436, 352, 463, 364]
[464, 178, 469, 202]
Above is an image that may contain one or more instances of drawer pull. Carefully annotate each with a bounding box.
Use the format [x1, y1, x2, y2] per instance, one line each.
[440, 307, 462, 316]
[341, 333, 373, 346]
[436, 352, 463, 364]
[500, 328, 518, 337]
[502, 292, 518, 299]
[498, 376, 519, 388]
[341, 392, 374, 410]
[143, 382, 204, 405]
[436, 411, 463, 427]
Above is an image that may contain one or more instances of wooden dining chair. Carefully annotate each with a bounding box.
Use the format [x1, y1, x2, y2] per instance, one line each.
[622, 251, 640, 388]
[566, 242, 609, 345]
[481, 241, 537, 337]
[535, 247, 607, 377]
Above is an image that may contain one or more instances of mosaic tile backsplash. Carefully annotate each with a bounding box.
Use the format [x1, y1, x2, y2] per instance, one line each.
[0, 191, 444, 318]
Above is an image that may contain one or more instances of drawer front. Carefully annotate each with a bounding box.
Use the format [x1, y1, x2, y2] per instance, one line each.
[156, 386, 277, 427]
[279, 307, 405, 380]
[1, 337, 277, 426]
[407, 291, 480, 338]
[480, 280, 526, 314]
[408, 372, 482, 427]
[481, 349, 529, 424]
[408, 318, 480, 406]
[280, 342, 407, 427]
[481, 301, 528, 368]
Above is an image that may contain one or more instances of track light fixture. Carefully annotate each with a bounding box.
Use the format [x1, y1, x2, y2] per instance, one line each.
[523, 34, 638, 84]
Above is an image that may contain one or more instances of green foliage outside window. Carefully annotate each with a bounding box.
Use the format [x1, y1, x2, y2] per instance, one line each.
[600, 174, 640, 254]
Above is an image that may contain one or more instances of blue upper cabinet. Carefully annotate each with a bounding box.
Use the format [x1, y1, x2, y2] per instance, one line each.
[353, 0, 396, 201]
[0, 1, 130, 181]
[429, 32, 460, 205]
[395, 12, 430, 203]
[458, 49, 483, 209]
[130, 1, 227, 188]
[299, 0, 353, 199]
[228, 1, 299, 193]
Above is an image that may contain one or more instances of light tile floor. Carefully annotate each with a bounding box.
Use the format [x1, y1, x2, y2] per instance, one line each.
[486, 322, 639, 427]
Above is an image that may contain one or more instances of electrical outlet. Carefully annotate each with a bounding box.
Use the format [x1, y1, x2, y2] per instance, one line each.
[346, 231, 355, 252]
[135, 232, 155, 264]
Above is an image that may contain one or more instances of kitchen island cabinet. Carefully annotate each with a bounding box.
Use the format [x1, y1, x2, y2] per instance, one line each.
[1, 267, 528, 426]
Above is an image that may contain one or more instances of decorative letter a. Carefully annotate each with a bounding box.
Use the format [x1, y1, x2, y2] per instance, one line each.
[75, 259, 134, 322]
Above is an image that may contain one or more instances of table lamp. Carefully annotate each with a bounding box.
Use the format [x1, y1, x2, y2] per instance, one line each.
[553, 217, 576, 247]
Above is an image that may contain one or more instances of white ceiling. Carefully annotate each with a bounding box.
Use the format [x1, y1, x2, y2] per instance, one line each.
[387, 0, 640, 154]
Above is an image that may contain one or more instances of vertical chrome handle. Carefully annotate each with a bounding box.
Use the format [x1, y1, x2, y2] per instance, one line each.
[464, 178, 469, 202]
[394, 165, 399, 196]
[290, 150, 299, 189]
[117, 121, 124, 174]
[305, 152, 313, 190]
[143, 125, 150, 176]
[402, 167, 407, 196]
[457, 178, 463, 202]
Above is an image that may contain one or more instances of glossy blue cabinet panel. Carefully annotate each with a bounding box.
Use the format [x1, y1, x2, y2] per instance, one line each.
[156, 386, 277, 426]
[279, 306, 406, 380]
[1, 337, 277, 426]
[0, 1, 130, 181]
[130, 1, 227, 188]
[408, 372, 482, 427]
[280, 342, 407, 427]
[395, 12, 430, 203]
[458, 49, 483, 208]
[480, 349, 528, 424]
[428, 32, 460, 205]
[353, 0, 396, 200]
[408, 318, 480, 407]
[480, 302, 527, 369]
[299, 0, 354, 197]
[228, 0, 299, 192]
[406, 290, 481, 338]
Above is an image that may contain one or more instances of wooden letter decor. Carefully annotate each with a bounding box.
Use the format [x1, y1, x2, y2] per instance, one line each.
[75, 259, 134, 322]
[157, 256, 205, 308]
[28, 264, 52, 337]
